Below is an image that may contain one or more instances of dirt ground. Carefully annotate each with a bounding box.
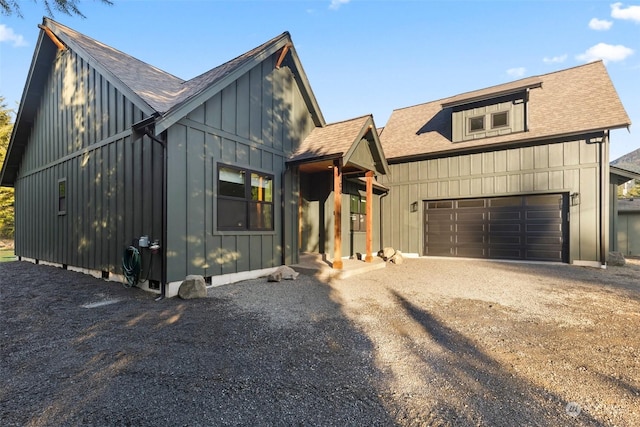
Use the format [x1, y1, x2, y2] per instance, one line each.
[1, 257, 639, 426]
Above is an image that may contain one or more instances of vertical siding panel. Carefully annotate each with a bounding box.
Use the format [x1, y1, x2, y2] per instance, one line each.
[495, 175, 507, 193]
[250, 146, 261, 169]
[534, 171, 549, 191]
[272, 68, 284, 152]
[221, 84, 237, 134]
[408, 162, 419, 181]
[187, 127, 206, 276]
[580, 140, 597, 164]
[221, 236, 237, 274]
[95, 149, 104, 270]
[116, 138, 127, 259]
[236, 73, 250, 140]
[262, 58, 274, 146]
[205, 93, 222, 129]
[262, 235, 273, 267]
[482, 152, 494, 174]
[507, 149, 520, 172]
[222, 138, 235, 163]
[123, 135, 134, 247]
[188, 104, 205, 123]
[534, 145, 549, 169]
[207, 235, 223, 277]
[109, 142, 118, 271]
[470, 153, 482, 175]
[521, 146, 534, 170]
[459, 155, 470, 176]
[250, 235, 262, 270]
[471, 177, 482, 194]
[549, 143, 564, 168]
[494, 151, 506, 172]
[580, 167, 598, 260]
[236, 143, 249, 166]
[249, 66, 263, 142]
[167, 125, 188, 281]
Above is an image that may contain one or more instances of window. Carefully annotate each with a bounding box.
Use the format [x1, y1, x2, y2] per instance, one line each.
[217, 165, 273, 231]
[350, 195, 366, 232]
[58, 178, 67, 215]
[492, 111, 508, 128]
[469, 116, 485, 132]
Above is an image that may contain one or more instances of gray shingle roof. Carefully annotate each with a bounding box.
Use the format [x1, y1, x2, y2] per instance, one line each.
[291, 115, 372, 162]
[380, 61, 631, 160]
[47, 18, 290, 114]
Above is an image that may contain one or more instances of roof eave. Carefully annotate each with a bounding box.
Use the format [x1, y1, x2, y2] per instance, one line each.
[386, 127, 624, 164]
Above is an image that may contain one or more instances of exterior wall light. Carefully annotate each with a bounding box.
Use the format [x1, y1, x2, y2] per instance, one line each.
[410, 201, 418, 212]
[571, 192, 580, 206]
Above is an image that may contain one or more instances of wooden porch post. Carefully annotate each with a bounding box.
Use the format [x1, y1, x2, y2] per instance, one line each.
[365, 171, 374, 262]
[333, 159, 343, 269]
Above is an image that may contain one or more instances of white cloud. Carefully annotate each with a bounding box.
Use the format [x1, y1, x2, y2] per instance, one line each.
[506, 67, 526, 78]
[611, 2, 640, 23]
[589, 17, 613, 30]
[0, 24, 27, 47]
[576, 42, 634, 63]
[543, 54, 568, 64]
[329, 0, 350, 10]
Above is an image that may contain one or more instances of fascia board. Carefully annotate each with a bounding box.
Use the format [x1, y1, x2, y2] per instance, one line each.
[1, 32, 51, 186]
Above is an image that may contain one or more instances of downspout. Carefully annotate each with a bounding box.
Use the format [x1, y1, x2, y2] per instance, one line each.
[599, 132, 609, 268]
[142, 127, 168, 300]
[379, 188, 389, 250]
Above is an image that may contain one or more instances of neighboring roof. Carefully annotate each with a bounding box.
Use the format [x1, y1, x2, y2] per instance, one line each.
[611, 146, 640, 175]
[380, 61, 631, 161]
[611, 165, 640, 186]
[618, 198, 640, 212]
[290, 115, 390, 175]
[1, 18, 325, 186]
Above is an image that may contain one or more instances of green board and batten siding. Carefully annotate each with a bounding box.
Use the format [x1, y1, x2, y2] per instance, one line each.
[166, 56, 315, 281]
[379, 138, 608, 263]
[14, 49, 163, 276]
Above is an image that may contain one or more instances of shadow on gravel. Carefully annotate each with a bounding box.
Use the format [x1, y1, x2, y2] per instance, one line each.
[1, 261, 394, 426]
[484, 261, 640, 301]
[391, 290, 606, 426]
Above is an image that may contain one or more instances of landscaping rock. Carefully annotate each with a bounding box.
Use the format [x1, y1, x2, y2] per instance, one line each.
[608, 251, 626, 266]
[178, 275, 207, 299]
[267, 265, 299, 282]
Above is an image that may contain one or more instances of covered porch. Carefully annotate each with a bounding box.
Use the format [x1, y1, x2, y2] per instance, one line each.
[288, 115, 389, 269]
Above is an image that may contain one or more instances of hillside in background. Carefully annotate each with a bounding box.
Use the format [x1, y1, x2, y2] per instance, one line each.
[612, 147, 640, 174]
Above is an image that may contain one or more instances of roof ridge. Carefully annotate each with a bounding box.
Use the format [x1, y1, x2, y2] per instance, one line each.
[389, 60, 606, 113]
[323, 114, 372, 127]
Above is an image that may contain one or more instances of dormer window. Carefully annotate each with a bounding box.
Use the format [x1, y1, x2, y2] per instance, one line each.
[469, 116, 485, 132]
[492, 111, 509, 128]
[443, 81, 540, 143]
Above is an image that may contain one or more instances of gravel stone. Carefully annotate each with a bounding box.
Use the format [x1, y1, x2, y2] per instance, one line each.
[1, 258, 639, 426]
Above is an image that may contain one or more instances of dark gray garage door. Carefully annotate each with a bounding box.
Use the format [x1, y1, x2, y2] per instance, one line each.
[424, 193, 568, 262]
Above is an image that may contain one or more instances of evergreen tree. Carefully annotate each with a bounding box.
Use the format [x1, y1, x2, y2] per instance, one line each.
[0, 97, 15, 239]
[1, 0, 112, 18]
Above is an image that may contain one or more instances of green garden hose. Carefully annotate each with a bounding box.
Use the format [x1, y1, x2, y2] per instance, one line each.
[122, 246, 141, 288]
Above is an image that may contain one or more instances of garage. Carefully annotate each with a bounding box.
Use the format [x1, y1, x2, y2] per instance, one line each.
[424, 194, 568, 262]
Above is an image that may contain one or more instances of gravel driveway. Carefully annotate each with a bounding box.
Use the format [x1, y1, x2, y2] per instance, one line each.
[1, 258, 639, 426]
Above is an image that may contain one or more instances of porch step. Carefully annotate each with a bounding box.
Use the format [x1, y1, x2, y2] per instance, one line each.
[291, 252, 386, 281]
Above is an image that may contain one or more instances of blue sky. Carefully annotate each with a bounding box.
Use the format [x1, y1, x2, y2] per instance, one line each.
[1, 0, 638, 160]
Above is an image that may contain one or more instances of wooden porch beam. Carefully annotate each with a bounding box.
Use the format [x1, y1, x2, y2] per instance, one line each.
[364, 171, 374, 262]
[38, 25, 66, 51]
[333, 159, 343, 269]
[275, 43, 292, 69]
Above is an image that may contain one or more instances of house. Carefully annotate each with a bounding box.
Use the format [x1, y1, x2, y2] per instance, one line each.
[0, 18, 388, 297]
[378, 61, 631, 266]
[615, 197, 640, 257]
